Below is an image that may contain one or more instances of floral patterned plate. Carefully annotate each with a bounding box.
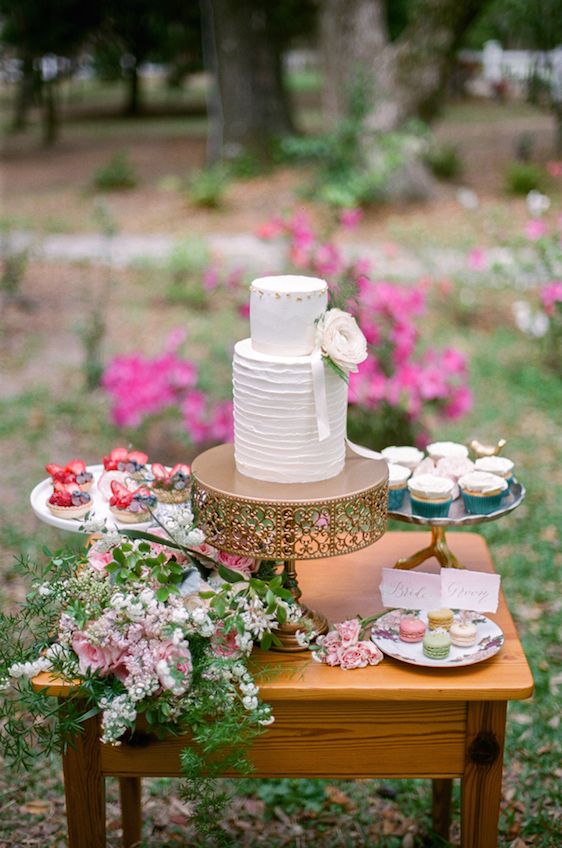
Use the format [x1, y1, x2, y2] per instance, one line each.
[370, 609, 504, 668]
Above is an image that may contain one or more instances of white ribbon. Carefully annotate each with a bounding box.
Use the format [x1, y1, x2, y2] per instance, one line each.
[345, 437, 383, 461]
[311, 346, 331, 442]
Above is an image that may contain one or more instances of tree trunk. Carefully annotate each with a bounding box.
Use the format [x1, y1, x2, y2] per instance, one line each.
[125, 62, 141, 116]
[205, 0, 294, 159]
[320, 0, 487, 132]
[42, 79, 58, 147]
[12, 53, 35, 132]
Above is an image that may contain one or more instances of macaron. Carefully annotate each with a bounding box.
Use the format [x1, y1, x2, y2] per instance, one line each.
[449, 621, 478, 647]
[423, 628, 451, 659]
[458, 471, 508, 515]
[427, 441, 469, 462]
[408, 474, 455, 518]
[427, 608, 454, 631]
[387, 463, 412, 510]
[399, 616, 426, 643]
[382, 446, 425, 471]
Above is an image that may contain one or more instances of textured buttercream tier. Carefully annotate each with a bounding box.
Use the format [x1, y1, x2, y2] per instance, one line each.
[250, 275, 328, 356]
[233, 339, 347, 483]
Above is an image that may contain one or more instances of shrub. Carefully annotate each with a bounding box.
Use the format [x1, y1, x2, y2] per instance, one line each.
[164, 237, 211, 308]
[91, 152, 138, 191]
[505, 162, 544, 195]
[187, 164, 230, 208]
[424, 142, 462, 180]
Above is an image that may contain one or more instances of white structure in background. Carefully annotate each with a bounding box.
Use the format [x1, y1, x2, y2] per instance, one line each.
[481, 40, 562, 97]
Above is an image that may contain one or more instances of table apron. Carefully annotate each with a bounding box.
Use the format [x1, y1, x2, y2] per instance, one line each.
[100, 700, 467, 779]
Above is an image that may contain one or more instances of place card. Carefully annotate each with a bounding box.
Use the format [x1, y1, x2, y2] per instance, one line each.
[379, 567, 501, 613]
[440, 568, 500, 613]
[379, 568, 442, 610]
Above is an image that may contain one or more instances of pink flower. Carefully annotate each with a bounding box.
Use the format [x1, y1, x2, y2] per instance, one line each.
[334, 618, 361, 645]
[540, 281, 562, 314]
[203, 268, 219, 291]
[211, 622, 240, 658]
[443, 385, 473, 420]
[238, 302, 250, 318]
[72, 631, 127, 677]
[547, 161, 562, 178]
[338, 640, 383, 669]
[216, 551, 258, 577]
[324, 651, 341, 666]
[468, 248, 487, 272]
[256, 218, 284, 240]
[321, 630, 342, 653]
[164, 327, 187, 353]
[313, 243, 343, 277]
[86, 548, 113, 573]
[154, 640, 192, 689]
[525, 219, 548, 241]
[339, 208, 363, 229]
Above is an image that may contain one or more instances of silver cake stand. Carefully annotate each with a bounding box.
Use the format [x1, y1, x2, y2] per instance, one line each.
[388, 481, 526, 569]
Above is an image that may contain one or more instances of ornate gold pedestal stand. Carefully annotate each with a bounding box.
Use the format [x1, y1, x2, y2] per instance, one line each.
[191, 444, 388, 651]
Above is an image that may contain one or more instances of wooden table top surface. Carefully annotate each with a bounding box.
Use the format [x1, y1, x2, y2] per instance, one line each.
[33, 531, 533, 703]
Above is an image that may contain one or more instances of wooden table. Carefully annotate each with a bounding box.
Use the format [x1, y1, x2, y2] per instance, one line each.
[33, 532, 533, 848]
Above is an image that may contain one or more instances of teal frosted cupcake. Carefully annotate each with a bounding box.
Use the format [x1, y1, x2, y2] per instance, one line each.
[387, 463, 412, 510]
[474, 456, 515, 492]
[458, 471, 508, 515]
[407, 474, 454, 519]
[423, 628, 451, 660]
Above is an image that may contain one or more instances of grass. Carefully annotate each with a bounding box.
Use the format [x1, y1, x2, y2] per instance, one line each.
[1, 264, 561, 845]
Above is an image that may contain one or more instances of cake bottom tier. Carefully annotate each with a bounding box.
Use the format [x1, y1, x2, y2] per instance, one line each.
[233, 339, 348, 484]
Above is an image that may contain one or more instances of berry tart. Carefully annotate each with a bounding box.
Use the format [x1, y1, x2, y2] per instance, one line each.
[150, 463, 191, 504]
[47, 482, 92, 520]
[46, 460, 93, 492]
[102, 448, 149, 481]
[109, 481, 156, 524]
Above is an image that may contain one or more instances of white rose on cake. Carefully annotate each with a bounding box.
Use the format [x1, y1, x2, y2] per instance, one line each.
[317, 309, 368, 373]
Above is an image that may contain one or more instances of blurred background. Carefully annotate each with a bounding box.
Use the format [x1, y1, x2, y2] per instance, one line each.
[1, 1, 561, 846]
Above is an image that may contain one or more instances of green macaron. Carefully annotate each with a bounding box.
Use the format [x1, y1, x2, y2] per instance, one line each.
[423, 628, 451, 659]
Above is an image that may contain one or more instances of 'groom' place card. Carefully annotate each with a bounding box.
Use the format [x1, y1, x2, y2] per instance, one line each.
[379, 567, 501, 613]
[379, 569, 442, 610]
[440, 568, 500, 613]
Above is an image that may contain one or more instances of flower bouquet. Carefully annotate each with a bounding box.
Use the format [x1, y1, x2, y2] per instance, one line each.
[0, 507, 300, 840]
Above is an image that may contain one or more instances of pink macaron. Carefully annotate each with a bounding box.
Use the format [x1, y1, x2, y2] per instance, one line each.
[399, 616, 426, 643]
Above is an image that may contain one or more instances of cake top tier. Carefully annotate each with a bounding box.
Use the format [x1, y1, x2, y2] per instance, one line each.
[250, 275, 328, 356]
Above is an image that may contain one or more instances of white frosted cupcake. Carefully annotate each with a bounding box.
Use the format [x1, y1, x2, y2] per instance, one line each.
[387, 463, 412, 510]
[427, 441, 469, 462]
[408, 474, 455, 518]
[382, 446, 424, 471]
[458, 471, 507, 515]
[475, 456, 514, 489]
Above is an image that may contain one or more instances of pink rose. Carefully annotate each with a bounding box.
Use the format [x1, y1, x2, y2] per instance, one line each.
[338, 641, 383, 670]
[324, 651, 341, 666]
[321, 630, 342, 652]
[86, 548, 113, 573]
[72, 631, 127, 678]
[357, 640, 384, 666]
[154, 640, 192, 688]
[216, 551, 258, 577]
[211, 622, 240, 659]
[334, 619, 361, 645]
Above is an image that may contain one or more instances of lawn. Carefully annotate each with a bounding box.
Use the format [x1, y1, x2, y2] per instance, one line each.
[0, 92, 561, 846]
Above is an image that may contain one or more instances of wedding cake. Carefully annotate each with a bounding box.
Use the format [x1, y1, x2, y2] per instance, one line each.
[233, 275, 367, 484]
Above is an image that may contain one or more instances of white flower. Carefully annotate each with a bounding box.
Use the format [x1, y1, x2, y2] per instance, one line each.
[526, 190, 550, 218]
[242, 695, 258, 711]
[185, 528, 205, 547]
[317, 308, 367, 373]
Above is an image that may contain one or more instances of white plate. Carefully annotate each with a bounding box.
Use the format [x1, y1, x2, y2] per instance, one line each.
[370, 609, 504, 668]
[30, 464, 155, 533]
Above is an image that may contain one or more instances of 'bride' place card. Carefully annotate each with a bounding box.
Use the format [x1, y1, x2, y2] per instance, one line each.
[380, 567, 500, 613]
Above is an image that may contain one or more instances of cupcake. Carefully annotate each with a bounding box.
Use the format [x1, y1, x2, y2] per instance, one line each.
[426, 441, 469, 462]
[387, 463, 412, 510]
[109, 481, 156, 524]
[103, 448, 149, 481]
[46, 460, 93, 492]
[474, 456, 515, 490]
[423, 628, 451, 660]
[150, 463, 191, 504]
[399, 616, 426, 643]
[47, 482, 92, 519]
[458, 471, 508, 515]
[381, 446, 424, 471]
[427, 608, 454, 631]
[407, 474, 455, 518]
[435, 456, 475, 486]
[450, 621, 478, 647]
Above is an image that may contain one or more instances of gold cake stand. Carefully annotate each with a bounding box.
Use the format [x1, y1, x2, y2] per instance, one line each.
[191, 444, 388, 651]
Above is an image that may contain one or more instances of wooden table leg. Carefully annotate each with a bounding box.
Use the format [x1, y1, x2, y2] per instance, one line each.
[432, 778, 452, 840]
[119, 777, 142, 848]
[61, 712, 106, 848]
[461, 701, 507, 848]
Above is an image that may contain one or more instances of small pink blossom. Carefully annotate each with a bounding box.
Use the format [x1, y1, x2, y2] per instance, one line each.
[321, 631, 342, 653]
[468, 247, 487, 272]
[334, 618, 361, 645]
[256, 218, 284, 240]
[86, 548, 113, 573]
[524, 219, 548, 241]
[540, 280, 562, 314]
[339, 208, 363, 229]
[547, 161, 562, 178]
[211, 622, 240, 658]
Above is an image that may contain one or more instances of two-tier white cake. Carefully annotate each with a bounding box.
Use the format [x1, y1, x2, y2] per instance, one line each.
[233, 275, 349, 484]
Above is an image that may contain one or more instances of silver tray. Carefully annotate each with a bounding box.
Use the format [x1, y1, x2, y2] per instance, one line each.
[388, 480, 525, 527]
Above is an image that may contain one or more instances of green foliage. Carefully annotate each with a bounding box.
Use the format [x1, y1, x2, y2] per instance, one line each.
[163, 236, 211, 307]
[239, 778, 330, 818]
[91, 152, 138, 191]
[424, 141, 463, 180]
[187, 164, 230, 209]
[505, 161, 544, 195]
[0, 225, 30, 301]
